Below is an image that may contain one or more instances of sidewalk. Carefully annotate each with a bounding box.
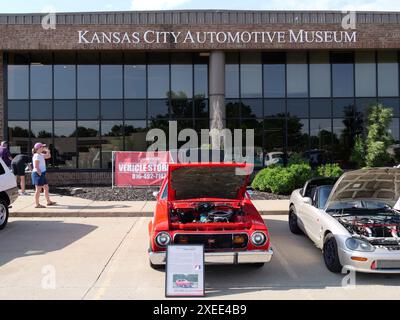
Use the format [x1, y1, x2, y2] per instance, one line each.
[9, 192, 290, 217]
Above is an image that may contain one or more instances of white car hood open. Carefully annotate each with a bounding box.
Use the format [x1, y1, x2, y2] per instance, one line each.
[326, 167, 400, 209]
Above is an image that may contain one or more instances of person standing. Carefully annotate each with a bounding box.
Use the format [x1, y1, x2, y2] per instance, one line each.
[0, 141, 12, 168]
[31, 142, 56, 209]
[11, 154, 31, 196]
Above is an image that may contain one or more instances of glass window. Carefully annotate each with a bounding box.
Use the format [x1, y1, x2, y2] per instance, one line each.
[125, 100, 146, 119]
[310, 99, 331, 118]
[101, 100, 123, 120]
[378, 51, 399, 97]
[101, 65, 123, 99]
[263, 52, 286, 98]
[54, 100, 76, 120]
[333, 98, 355, 118]
[240, 53, 262, 98]
[356, 98, 377, 116]
[77, 65, 99, 99]
[54, 65, 76, 99]
[148, 54, 170, 99]
[30, 100, 52, 120]
[171, 53, 193, 99]
[54, 121, 77, 169]
[8, 101, 29, 120]
[332, 52, 354, 97]
[264, 118, 285, 153]
[124, 120, 148, 151]
[226, 100, 240, 118]
[194, 99, 208, 118]
[8, 65, 29, 99]
[101, 121, 124, 169]
[124, 64, 146, 99]
[170, 99, 193, 118]
[225, 53, 239, 98]
[390, 118, 399, 142]
[241, 99, 263, 118]
[287, 118, 309, 153]
[287, 99, 309, 118]
[148, 99, 169, 120]
[31, 122, 53, 151]
[333, 118, 358, 168]
[310, 119, 332, 150]
[78, 100, 99, 120]
[309, 52, 330, 98]
[264, 99, 285, 117]
[8, 121, 30, 155]
[194, 63, 208, 98]
[77, 121, 100, 169]
[287, 52, 308, 98]
[30, 65, 52, 99]
[355, 51, 376, 97]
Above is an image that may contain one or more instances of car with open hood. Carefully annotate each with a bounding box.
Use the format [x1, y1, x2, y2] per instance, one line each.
[148, 162, 273, 268]
[289, 167, 400, 273]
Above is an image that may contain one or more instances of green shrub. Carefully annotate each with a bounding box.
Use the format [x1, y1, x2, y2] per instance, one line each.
[317, 163, 343, 178]
[252, 163, 312, 195]
[287, 152, 307, 165]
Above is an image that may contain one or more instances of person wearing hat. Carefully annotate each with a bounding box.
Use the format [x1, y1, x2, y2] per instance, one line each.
[32, 142, 56, 208]
[0, 141, 13, 168]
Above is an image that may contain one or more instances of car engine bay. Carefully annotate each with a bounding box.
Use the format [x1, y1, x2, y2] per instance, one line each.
[170, 202, 245, 224]
[336, 209, 400, 248]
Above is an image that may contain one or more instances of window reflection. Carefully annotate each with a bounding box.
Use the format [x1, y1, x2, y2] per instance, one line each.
[171, 53, 193, 99]
[101, 121, 123, 169]
[125, 100, 146, 119]
[54, 100, 76, 120]
[309, 52, 330, 98]
[332, 52, 354, 97]
[77, 121, 100, 169]
[54, 121, 77, 168]
[378, 51, 399, 97]
[77, 65, 99, 99]
[54, 65, 76, 99]
[31, 65, 52, 99]
[8, 65, 29, 99]
[101, 65, 123, 99]
[8, 121, 30, 155]
[240, 53, 262, 98]
[31, 100, 52, 120]
[263, 52, 286, 98]
[124, 120, 148, 151]
[124, 64, 146, 99]
[101, 100, 123, 120]
[225, 53, 239, 98]
[355, 51, 376, 97]
[287, 52, 308, 98]
[8, 101, 29, 120]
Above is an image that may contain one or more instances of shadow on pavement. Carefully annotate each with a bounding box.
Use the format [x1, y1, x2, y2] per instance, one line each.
[203, 216, 400, 298]
[0, 220, 97, 267]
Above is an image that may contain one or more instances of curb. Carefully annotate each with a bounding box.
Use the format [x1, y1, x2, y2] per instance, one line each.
[10, 210, 288, 218]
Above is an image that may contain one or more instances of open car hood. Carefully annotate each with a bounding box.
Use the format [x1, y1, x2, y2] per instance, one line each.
[326, 168, 400, 209]
[168, 163, 252, 201]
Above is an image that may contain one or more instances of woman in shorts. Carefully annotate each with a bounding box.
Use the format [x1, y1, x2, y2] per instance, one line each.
[31, 142, 56, 209]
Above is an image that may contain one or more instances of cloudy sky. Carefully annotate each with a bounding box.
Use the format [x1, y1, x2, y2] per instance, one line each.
[2, 0, 400, 13]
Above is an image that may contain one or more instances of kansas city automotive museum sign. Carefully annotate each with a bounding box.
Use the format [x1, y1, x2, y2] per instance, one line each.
[77, 29, 357, 45]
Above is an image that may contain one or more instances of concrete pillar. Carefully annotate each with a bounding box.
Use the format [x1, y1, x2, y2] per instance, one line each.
[209, 50, 225, 131]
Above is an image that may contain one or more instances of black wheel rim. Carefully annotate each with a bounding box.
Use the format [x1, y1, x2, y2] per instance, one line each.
[324, 240, 336, 265]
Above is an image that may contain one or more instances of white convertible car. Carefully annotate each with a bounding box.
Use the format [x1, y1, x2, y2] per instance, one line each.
[289, 167, 400, 273]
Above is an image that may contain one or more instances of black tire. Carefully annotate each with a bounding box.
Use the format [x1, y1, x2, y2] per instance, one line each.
[323, 233, 343, 273]
[0, 199, 9, 230]
[288, 205, 303, 235]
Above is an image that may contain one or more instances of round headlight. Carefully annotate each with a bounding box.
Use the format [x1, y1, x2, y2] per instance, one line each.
[345, 237, 374, 252]
[251, 231, 267, 246]
[156, 232, 171, 247]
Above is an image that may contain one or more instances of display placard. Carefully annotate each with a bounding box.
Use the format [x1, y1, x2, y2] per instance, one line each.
[165, 245, 205, 297]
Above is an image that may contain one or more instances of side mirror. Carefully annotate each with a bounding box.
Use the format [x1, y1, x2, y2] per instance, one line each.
[246, 190, 254, 198]
[152, 191, 159, 198]
[302, 197, 312, 206]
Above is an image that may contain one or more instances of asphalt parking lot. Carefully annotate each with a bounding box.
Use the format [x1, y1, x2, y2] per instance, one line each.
[1, 215, 400, 300]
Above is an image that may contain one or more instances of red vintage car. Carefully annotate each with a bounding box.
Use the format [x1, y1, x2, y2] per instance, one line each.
[148, 162, 273, 268]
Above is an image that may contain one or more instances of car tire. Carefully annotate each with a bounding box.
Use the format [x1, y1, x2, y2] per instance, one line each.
[0, 199, 9, 230]
[323, 233, 343, 273]
[288, 205, 303, 235]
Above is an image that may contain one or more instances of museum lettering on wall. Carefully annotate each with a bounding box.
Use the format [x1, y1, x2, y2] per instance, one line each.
[78, 29, 357, 45]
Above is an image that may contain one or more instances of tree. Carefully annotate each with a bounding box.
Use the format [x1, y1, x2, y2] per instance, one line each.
[351, 104, 394, 168]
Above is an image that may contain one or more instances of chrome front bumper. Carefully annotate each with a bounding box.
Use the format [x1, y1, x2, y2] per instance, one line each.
[149, 249, 273, 265]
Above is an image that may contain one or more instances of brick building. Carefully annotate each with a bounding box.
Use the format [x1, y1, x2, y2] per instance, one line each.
[1, 10, 400, 184]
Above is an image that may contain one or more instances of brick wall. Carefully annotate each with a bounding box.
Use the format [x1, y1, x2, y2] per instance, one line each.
[0, 23, 400, 50]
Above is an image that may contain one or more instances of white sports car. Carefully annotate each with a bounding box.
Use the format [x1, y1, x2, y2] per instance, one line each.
[289, 167, 400, 273]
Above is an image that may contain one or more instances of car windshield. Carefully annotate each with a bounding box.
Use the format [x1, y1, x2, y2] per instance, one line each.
[317, 185, 333, 209]
[272, 154, 283, 159]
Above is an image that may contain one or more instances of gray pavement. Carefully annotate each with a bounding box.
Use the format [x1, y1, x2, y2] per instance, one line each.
[1, 215, 400, 300]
